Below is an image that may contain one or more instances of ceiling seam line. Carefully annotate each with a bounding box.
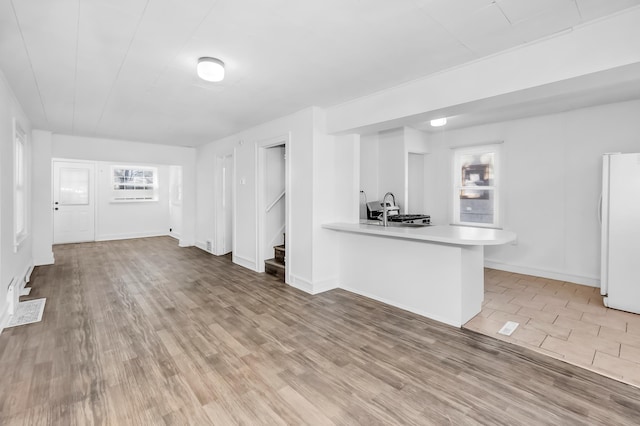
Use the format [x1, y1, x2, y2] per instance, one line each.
[412, 2, 476, 56]
[9, 0, 50, 126]
[574, 0, 583, 20]
[492, 2, 512, 25]
[93, 0, 151, 135]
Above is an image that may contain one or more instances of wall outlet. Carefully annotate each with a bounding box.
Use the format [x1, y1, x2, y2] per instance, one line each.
[206, 240, 212, 252]
[169, 227, 172, 232]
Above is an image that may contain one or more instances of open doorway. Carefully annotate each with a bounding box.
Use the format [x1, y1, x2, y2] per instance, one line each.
[257, 136, 288, 281]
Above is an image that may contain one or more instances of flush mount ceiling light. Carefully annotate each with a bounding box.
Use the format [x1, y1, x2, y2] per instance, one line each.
[430, 117, 447, 127]
[197, 57, 225, 82]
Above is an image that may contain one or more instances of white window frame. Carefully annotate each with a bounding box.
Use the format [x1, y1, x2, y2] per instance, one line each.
[14, 119, 28, 252]
[452, 143, 501, 228]
[111, 165, 159, 202]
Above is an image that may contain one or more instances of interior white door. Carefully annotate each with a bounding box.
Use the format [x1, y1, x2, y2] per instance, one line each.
[222, 154, 233, 254]
[53, 161, 95, 244]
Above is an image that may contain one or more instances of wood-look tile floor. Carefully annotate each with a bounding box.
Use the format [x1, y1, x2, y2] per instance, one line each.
[465, 269, 640, 388]
[2, 237, 640, 425]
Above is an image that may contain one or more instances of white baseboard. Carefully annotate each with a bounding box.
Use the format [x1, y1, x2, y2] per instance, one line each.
[96, 231, 167, 242]
[195, 241, 211, 253]
[340, 285, 460, 328]
[233, 254, 257, 271]
[288, 275, 339, 295]
[168, 232, 181, 240]
[34, 252, 55, 266]
[0, 299, 10, 334]
[23, 264, 35, 287]
[1, 277, 20, 334]
[311, 277, 339, 294]
[484, 260, 600, 288]
[178, 238, 195, 248]
[288, 274, 313, 294]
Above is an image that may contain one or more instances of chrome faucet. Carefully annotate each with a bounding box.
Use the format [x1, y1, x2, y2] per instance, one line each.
[382, 192, 395, 227]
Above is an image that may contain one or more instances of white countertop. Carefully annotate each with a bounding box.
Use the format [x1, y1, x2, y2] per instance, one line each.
[322, 222, 517, 246]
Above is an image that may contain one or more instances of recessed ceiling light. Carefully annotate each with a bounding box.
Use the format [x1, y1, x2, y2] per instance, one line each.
[430, 117, 447, 127]
[197, 57, 225, 82]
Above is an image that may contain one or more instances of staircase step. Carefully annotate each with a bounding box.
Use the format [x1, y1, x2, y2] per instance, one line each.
[274, 244, 285, 264]
[265, 258, 285, 281]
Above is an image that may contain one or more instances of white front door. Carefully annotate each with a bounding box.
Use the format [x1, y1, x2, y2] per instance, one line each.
[53, 161, 96, 244]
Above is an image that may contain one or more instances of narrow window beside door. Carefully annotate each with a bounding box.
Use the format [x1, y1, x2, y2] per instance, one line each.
[111, 166, 158, 201]
[14, 120, 28, 251]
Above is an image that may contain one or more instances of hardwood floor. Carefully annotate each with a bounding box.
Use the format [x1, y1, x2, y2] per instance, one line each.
[1, 237, 639, 425]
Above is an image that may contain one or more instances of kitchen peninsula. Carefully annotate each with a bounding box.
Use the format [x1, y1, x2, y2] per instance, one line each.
[323, 223, 516, 327]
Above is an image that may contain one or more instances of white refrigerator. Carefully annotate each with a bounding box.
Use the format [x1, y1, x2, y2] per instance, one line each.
[600, 153, 640, 314]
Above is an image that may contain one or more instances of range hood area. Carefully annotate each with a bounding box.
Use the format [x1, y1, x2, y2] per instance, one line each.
[359, 126, 432, 226]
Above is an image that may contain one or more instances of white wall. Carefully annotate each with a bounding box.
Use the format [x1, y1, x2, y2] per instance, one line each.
[310, 110, 360, 292]
[95, 162, 170, 241]
[408, 153, 425, 214]
[378, 128, 407, 212]
[196, 108, 316, 286]
[359, 133, 379, 209]
[404, 127, 429, 215]
[195, 107, 359, 294]
[48, 134, 196, 247]
[425, 99, 640, 286]
[196, 147, 218, 254]
[0, 71, 33, 329]
[360, 127, 429, 214]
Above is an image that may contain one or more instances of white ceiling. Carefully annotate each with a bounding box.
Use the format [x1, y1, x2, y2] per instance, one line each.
[1, 0, 639, 146]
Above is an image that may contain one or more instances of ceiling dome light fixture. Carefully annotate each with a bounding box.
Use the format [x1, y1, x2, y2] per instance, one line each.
[197, 57, 225, 82]
[430, 117, 447, 127]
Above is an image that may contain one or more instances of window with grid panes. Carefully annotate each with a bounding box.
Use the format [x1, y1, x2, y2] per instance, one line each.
[111, 166, 158, 201]
[452, 144, 501, 227]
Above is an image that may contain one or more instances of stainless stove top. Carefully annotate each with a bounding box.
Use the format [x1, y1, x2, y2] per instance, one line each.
[387, 214, 430, 224]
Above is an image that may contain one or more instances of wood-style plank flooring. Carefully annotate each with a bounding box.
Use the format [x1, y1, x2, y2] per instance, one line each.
[1, 236, 639, 425]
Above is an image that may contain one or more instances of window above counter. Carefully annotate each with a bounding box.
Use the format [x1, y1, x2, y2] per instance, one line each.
[452, 143, 501, 228]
